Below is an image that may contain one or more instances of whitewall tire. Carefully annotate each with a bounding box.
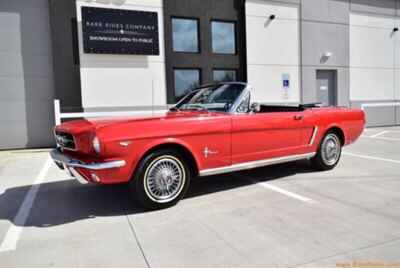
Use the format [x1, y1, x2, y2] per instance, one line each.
[311, 132, 342, 171]
[131, 149, 191, 210]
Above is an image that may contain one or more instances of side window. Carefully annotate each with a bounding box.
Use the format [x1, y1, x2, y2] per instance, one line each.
[172, 18, 200, 53]
[211, 21, 236, 54]
[213, 69, 237, 82]
[174, 69, 201, 102]
[236, 93, 250, 113]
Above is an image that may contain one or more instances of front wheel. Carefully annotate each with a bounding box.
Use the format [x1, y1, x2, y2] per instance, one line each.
[131, 149, 190, 210]
[311, 132, 342, 171]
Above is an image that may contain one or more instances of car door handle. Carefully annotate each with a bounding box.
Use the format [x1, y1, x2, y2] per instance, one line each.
[294, 115, 303, 120]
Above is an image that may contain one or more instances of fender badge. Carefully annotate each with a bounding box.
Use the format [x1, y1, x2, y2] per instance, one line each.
[119, 141, 132, 147]
[203, 147, 218, 158]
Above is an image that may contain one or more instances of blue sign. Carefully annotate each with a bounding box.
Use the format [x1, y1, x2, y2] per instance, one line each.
[283, 79, 290, 87]
[282, 73, 290, 89]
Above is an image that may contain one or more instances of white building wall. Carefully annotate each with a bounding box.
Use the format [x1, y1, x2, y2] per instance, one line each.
[349, 12, 397, 101]
[396, 17, 400, 101]
[245, 0, 300, 104]
[75, 0, 166, 110]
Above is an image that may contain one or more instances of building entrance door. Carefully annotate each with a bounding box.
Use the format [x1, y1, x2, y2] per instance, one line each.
[316, 70, 337, 106]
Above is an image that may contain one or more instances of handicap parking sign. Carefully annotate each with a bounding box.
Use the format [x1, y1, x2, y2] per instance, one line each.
[282, 73, 290, 89]
[283, 79, 290, 87]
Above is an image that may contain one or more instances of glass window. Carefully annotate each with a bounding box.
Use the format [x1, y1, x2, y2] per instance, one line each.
[172, 18, 199, 53]
[174, 69, 201, 101]
[213, 69, 237, 82]
[176, 83, 246, 112]
[212, 21, 236, 54]
[236, 92, 250, 113]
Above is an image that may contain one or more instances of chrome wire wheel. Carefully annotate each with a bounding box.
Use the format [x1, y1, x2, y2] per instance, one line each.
[143, 155, 186, 203]
[321, 133, 341, 166]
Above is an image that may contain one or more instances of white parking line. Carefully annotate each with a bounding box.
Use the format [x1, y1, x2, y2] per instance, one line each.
[361, 129, 400, 141]
[343, 152, 400, 164]
[0, 157, 52, 252]
[257, 182, 316, 204]
[372, 129, 400, 132]
[237, 175, 316, 204]
[370, 130, 389, 138]
[361, 136, 400, 142]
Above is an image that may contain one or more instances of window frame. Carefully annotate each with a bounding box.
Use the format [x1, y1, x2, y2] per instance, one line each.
[210, 19, 237, 55]
[236, 91, 250, 114]
[173, 68, 202, 102]
[171, 16, 201, 54]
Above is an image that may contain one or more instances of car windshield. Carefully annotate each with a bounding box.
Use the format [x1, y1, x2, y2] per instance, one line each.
[173, 83, 246, 112]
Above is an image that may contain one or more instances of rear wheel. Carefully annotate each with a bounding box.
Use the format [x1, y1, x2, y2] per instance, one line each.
[131, 149, 190, 210]
[311, 132, 342, 171]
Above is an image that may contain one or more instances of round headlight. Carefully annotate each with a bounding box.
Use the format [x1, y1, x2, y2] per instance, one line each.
[92, 136, 101, 154]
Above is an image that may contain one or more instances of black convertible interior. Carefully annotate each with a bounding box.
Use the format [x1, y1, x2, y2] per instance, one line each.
[254, 103, 321, 113]
[174, 82, 322, 113]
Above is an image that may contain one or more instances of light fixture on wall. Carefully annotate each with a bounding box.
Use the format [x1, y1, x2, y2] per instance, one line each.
[323, 52, 332, 58]
[394, 27, 399, 33]
[264, 14, 276, 27]
[320, 52, 332, 63]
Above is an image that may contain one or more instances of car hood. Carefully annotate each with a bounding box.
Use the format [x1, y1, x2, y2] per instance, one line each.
[55, 111, 222, 134]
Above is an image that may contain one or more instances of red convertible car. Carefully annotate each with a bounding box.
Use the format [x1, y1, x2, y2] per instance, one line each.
[51, 82, 365, 209]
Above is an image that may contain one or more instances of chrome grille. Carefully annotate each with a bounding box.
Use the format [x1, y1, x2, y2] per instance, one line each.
[55, 131, 76, 150]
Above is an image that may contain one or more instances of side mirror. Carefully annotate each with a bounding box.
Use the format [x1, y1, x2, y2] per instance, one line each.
[250, 102, 261, 113]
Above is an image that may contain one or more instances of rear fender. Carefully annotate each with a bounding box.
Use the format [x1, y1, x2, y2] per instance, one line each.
[313, 123, 346, 150]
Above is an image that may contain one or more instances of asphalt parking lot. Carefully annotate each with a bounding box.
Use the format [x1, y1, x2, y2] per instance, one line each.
[0, 127, 399, 268]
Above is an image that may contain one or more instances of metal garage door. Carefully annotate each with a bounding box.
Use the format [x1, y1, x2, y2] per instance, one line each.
[0, 0, 55, 149]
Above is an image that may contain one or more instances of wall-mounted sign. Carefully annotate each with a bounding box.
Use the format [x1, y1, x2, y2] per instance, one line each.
[81, 6, 159, 55]
[282, 73, 290, 89]
[282, 73, 290, 99]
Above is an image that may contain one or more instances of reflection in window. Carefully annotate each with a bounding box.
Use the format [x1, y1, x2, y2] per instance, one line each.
[237, 93, 250, 113]
[172, 18, 199, 52]
[174, 69, 200, 101]
[176, 84, 246, 112]
[213, 69, 237, 82]
[212, 21, 236, 54]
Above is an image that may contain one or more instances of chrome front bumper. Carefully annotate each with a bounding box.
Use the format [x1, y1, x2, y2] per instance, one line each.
[50, 148, 126, 184]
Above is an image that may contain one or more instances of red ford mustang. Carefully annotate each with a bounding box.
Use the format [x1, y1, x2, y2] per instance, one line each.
[51, 82, 365, 209]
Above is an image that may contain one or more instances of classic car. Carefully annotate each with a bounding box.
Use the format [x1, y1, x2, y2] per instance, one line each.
[50, 82, 365, 209]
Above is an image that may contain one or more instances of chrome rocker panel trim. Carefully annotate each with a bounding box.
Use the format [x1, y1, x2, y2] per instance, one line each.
[199, 152, 316, 177]
[50, 148, 126, 170]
